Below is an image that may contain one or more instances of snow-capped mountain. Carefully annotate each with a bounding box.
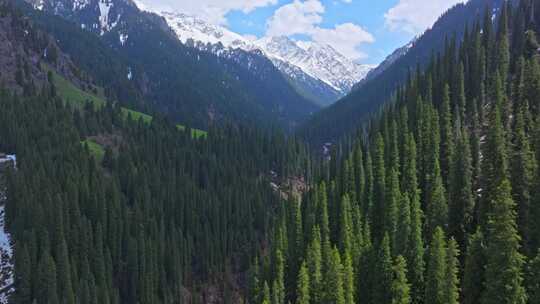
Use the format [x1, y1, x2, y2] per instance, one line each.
[159, 11, 373, 105]
[256, 36, 374, 93]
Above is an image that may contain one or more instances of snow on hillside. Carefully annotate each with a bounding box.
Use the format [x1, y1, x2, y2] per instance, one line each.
[0, 176, 14, 302]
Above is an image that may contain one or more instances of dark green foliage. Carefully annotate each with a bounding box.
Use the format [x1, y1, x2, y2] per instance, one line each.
[463, 230, 486, 304]
[391, 255, 411, 304]
[0, 88, 307, 303]
[425, 227, 447, 304]
[482, 180, 527, 304]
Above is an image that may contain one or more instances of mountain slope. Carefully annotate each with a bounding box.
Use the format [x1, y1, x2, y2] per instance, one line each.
[300, 0, 508, 145]
[158, 11, 371, 106]
[19, 0, 319, 129]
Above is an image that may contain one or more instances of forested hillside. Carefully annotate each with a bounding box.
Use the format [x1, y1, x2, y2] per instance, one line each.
[1, 0, 540, 303]
[299, 0, 509, 145]
[10, 0, 319, 130]
[0, 74, 310, 302]
[253, 1, 540, 304]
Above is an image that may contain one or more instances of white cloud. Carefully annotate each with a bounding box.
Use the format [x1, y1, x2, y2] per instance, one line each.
[266, 0, 325, 37]
[385, 0, 466, 34]
[135, 0, 278, 25]
[311, 23, 374, 59]
[265, 0, 373, 60]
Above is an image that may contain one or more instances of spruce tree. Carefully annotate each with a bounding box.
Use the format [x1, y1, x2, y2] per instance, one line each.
[262, 282, 271, 304]
[448, 124, 474, 248]
[391, 255, 411, 304]
[372, 134, 387, 243]
[13, 245, 32, 303]
[323, 247, 345, 304]
[482, 179, 527, 304]
[445, 238, 460, 304]
[407, 193, 425, 304]
[342, 252, 355, 304]
[527, 250, 540, 304]
[373, 235, 393, 304]
[307, 226, 322, 303]
[425, 227, 447, 304]
[511, 104, 535, 253]
[296, 261, 310, 304]
[463, 230, 486, 304]
[480, 90, 508, 226]
[426, 157, 448, 237]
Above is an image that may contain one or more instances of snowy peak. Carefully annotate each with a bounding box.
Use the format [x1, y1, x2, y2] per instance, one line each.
[256, 36, 373, 92]
[156, 10, 373, 97]
[160, 11, 252, 50]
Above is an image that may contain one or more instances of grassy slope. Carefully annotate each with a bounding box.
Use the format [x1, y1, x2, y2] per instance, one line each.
[49, 67, 207, 139]
[82, 138, 105, 162]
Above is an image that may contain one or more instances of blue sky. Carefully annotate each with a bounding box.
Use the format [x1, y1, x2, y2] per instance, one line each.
[136, 0, 466, 65]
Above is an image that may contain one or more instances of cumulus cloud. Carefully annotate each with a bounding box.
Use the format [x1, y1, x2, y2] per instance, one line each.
[311, 23, 374, 59]
[265, 0, 374, 60]
[135, 0, 278, 25]
[385, 0, 467, 34]
[266, 0, 325, 37]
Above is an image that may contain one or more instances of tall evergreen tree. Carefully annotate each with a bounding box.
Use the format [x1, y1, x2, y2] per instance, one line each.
[373, 235, 393, 304]
[463, 230, 486, 304]
[425, 227, 447, 304]
[482, 179, 527, 304]
[391, 255, 411, 304]
[296, 261, 310, 304]
[445, 238, 460, 304]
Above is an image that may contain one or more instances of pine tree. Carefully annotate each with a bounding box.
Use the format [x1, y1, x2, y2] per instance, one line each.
[296, 261, 310, 304]
[448, 124, 474, 247]
[56, 239, 75, 304]
[426, 157, 448, 237]
[249, 256, 261, 304]
[391, 255, 411, 304]
[482, 179, 527, 304]
[372, 134, 387, 243]
[272, 249, 286, 304]
[463, 230, 486, 304]
[37, 249, 59, 304]
[387, 167, 401, 251]
[262, 282, 271, 304]
[527, 250, 540, 304]
[339, 194, 353, 255]
[323, 247, 344, 304]
[480, 90, 508, 226]
[511, 103, 535, 253]
[440, 84, 455, 187]
[407, 193, 425, 304]
[425, 227, 447, 304]
[373, 235, 393, 304]
[445, 238, 460, 304]
[13, 245, 31, 303]
[342, 252, 355, 304]
[395, 194, 411, 257]
[307, 226, 322, 303]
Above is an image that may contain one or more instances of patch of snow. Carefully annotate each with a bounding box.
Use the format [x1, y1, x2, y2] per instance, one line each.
[33, 0, 44, 10]
[0, 198, 14, 302]
[119, 33, 128, 46]
[98, 0, 113, 35]
[73, 0, 90, 11]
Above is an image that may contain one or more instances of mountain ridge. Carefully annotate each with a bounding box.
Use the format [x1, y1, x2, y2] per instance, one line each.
[157, 10, 373, 106]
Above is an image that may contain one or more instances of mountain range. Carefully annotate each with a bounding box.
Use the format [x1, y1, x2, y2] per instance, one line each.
[16, 0, 323, 130]
[156, 10, 374, 107]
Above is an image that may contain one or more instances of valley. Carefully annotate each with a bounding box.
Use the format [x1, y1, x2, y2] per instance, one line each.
[0, 0, 540, 303]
